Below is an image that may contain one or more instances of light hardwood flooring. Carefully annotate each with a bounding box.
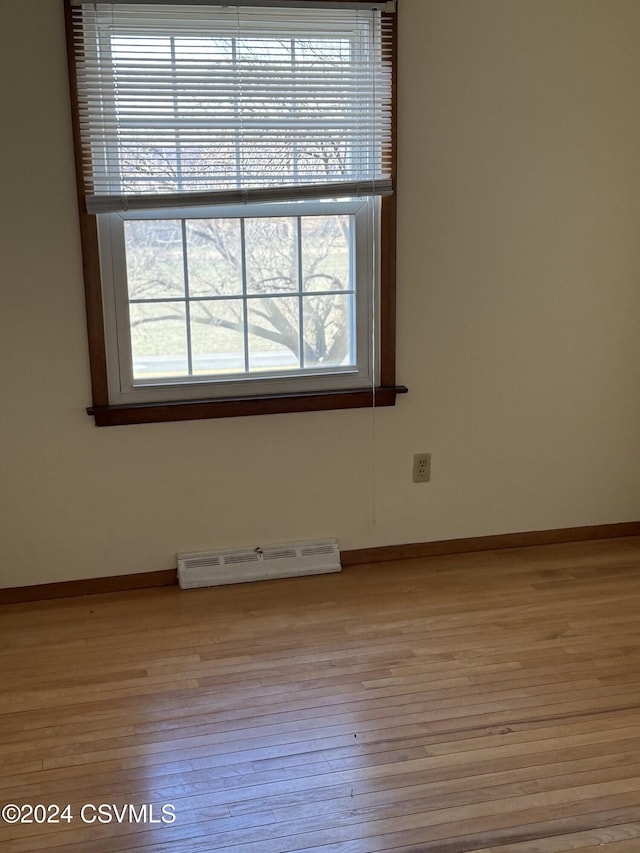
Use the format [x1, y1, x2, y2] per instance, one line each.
[2, 537, 640, 852]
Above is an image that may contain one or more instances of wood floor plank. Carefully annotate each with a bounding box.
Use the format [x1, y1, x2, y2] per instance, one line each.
[485, 822, 640, 851]
[533, 841, 640, 853]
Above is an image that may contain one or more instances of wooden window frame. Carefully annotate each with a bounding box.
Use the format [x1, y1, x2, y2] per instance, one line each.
[64, 0, 406, 426]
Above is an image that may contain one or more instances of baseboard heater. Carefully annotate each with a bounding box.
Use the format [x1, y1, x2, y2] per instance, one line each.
[177, 539, 341, 589]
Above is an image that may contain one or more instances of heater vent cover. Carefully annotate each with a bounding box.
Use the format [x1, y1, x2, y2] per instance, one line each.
[178, 539, 341, 589]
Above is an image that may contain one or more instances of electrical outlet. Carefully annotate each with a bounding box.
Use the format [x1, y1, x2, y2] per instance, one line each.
[412, 452, 431, 483]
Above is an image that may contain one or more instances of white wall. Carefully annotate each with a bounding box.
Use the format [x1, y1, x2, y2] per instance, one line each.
[3, 0, 640, 588]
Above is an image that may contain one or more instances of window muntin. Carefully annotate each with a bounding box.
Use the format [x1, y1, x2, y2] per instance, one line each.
[99, 198, 377, 404]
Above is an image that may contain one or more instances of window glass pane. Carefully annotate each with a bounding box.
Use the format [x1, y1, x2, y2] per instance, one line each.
[129, 302, 188, 379]
[294, 39, 353, 181]
[248, 296, 300, 372]
[302, 215, 351, 292]
[125, 220, 185, 299]
[303, 293, 354, 368]
[236, 39, 294, 184]
[112, 38, 181, 194]
[118, 137, 182, 194]
[174, 37, 232, 64]
[174, 39, 236, 192]
[296, 38, 351, 63]
[190, 300, 245, 375]
[111, 37, 173, 121]
[245, 217, 298, 295]
[178, 132, 237, 192]
[236, 38, 292, 63]
[186, 219, 243, 297]
[117, 204, 365, 394]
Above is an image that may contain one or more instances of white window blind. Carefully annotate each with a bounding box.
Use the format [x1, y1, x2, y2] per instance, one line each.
[69, 2, 394, 214]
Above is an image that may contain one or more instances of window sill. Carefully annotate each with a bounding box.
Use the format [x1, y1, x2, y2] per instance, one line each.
[87, 385, 408, 426]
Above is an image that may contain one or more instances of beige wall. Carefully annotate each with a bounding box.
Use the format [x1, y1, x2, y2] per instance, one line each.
[3, 0, 640, 588]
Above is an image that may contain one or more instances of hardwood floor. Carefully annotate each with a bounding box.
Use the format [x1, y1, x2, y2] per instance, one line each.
[2, 538, 640, 852]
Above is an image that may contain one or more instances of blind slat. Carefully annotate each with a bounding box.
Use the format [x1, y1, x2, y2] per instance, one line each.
[71, 3, 393, 213]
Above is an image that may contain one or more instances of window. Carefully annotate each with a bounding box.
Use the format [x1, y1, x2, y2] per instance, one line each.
[66, 0, 404, 425]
